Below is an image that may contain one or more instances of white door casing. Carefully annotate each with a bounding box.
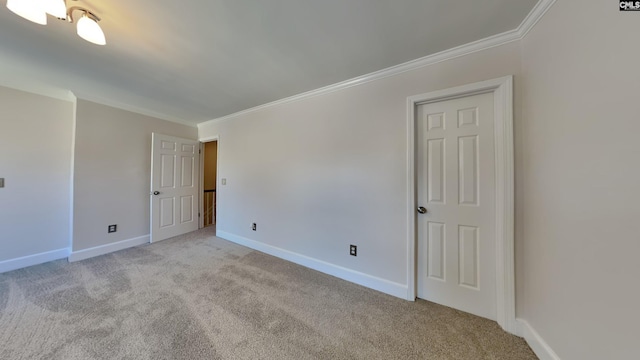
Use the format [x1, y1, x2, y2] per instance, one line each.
[416, 92, 496, 320]
[198, 142, 204, 229]
[151, 133, 200, 242]
[407, 76, 516, 334]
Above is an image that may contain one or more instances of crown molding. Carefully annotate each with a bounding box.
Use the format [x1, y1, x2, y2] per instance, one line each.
[198, 29, 520, 127]
[0, 53, 196, 127]
[198, 0, 557, 128]
[75, 93, 197, 128]
[0, 77, 77, 103]
[0, 52, 77, 103]
[516, 0, 557, 38]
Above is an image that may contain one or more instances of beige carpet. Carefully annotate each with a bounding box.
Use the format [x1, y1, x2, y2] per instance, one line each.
[0, 228, 536, 359]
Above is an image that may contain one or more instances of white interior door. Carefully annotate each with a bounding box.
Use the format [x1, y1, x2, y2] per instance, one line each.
[416, 92, 496, 320]
[151, 133, 200, 243]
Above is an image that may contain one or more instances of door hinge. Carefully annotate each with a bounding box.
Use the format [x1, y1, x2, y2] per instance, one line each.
[199, 149, 201, 154]
[198, 213, 201, 217]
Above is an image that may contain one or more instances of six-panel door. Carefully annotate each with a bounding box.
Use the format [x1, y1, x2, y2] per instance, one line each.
[151, 133, 200, 242]
[416, 92, 497, 320]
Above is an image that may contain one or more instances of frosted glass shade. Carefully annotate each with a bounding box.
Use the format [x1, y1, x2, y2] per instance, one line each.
[6, 0, 47, 25]
[44, 0, 67, 19]
[77, 14, 106, 45]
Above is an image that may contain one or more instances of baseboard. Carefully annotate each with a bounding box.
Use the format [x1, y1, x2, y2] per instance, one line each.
[0, 248, 70, 273]
[517, 319, 561, 360]
[216, 231, 408, 299]
[68, 235, 150, 262]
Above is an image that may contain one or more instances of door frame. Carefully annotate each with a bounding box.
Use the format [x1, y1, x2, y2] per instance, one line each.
[199, 135, 219, 229]
[406, 76, 516, 334]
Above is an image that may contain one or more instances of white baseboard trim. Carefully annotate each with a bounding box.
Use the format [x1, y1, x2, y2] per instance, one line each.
[217, 231, 408, 299]
[0, 248, 70, 273]
[68, 235, 150, 262]
[517, 319, 561, 360]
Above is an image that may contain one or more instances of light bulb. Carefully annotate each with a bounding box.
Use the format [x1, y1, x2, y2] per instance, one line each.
[6, 0, 47, 25]
[77, 14, 106, 45]
[44, 0, 67, 19]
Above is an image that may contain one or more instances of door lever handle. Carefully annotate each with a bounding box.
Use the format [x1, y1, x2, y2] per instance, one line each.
[417, 206, 427, 214]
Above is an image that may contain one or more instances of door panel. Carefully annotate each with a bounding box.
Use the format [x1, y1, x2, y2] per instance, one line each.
[458, 135, 479, 206]
[416, 92, 496, 320]
[151, 133, 200, 242]
[459, 225, 480, 289]
[427, 139, 445, 204]
[427, 222, 445, 281]
[161, 154, 175, 187]
[181, 156, 194, 187]
[180, 196, 194, 223]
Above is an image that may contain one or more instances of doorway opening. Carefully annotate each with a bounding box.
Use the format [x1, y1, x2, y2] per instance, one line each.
[201, 140, 217, 228]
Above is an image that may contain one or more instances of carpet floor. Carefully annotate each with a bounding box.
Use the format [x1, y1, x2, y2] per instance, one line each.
[0, 227, 537, 359]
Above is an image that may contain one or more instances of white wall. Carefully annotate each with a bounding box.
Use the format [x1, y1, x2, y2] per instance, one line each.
[0, 86, 74, 264]
[519, 0, 640, 358]
[199, 42, 523, 292]
[200, 3, 640, 357]
[0, 92, 198, 266]
[73, 100, 197, 252]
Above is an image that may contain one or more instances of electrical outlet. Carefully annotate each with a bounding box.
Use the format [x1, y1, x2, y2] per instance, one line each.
[350, 245, 357, 256]
[108, 224, 117, 233]
[251, 223, 257, 231]
[221, 178, 227, 185]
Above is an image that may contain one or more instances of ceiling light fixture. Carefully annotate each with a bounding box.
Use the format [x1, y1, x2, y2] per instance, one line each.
[6, 0, 48, 25]
[45, 0, 68, 19]
[69, 8, 105, 45]
[4, 0, 106, 45]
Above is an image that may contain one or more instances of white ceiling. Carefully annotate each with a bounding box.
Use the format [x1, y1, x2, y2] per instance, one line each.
[0, 0, 538, 124]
